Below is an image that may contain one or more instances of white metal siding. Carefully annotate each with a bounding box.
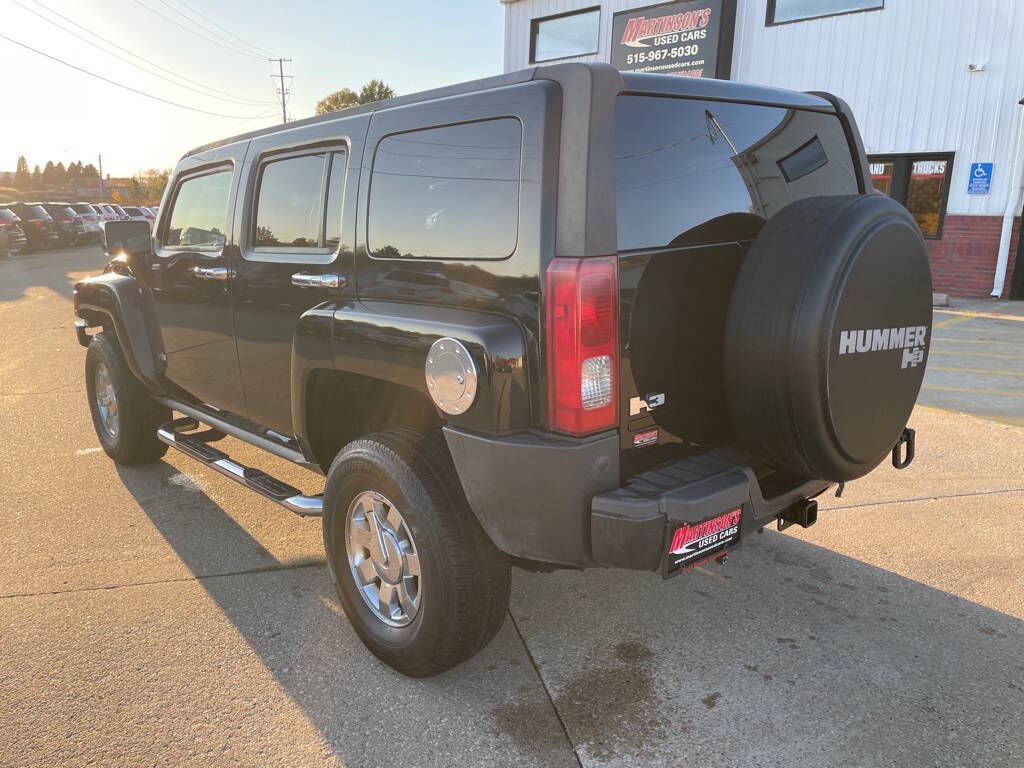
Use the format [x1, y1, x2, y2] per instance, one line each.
[503, 0, 1024, 215]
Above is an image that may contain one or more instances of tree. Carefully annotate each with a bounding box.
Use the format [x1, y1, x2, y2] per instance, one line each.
[55, 161, 66, 183]
[32, 165, 41, 184]
[315, 79, 396, 115]
[42, 160, 56, 184]
[14, 155, 29, 188]
[128, 168, 171, 203]
[82, 163, 98, 179]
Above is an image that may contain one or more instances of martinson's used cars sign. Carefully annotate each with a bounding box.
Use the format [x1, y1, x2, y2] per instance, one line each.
[611, 0, 736, 79]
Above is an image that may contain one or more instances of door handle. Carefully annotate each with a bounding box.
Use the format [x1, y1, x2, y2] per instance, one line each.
[291, 272, 343, 288]
[192, 265, 230, 281]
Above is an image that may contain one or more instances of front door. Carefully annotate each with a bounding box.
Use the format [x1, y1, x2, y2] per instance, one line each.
[151, 144, 247, 412]
[230, 117, 365, 435]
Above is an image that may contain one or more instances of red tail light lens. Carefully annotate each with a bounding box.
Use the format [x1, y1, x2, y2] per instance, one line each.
[546, 256, 619, 435]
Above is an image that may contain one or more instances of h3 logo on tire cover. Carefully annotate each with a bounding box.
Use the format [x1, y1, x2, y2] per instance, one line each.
[837, 325, 928, 369]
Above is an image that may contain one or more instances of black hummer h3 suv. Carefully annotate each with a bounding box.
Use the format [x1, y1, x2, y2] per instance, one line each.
[74, 63, 931, 677]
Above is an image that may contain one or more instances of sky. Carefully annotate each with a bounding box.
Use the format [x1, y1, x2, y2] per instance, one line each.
[0, 0, 505, 177]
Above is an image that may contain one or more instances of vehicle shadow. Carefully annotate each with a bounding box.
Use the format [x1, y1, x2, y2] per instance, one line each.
[0, 244, 105, 303]
[114, 461, 578, 767]
[115, 463, 1024, 767]
[509, 528, 1024, 767]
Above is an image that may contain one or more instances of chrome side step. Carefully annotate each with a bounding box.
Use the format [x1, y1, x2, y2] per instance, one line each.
[157, 417, 323, 517]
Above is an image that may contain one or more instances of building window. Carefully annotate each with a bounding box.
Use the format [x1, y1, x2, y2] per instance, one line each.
[869, 154, 953, 239]
[530, 7, 600, 63]
[767, 0, 883, 26]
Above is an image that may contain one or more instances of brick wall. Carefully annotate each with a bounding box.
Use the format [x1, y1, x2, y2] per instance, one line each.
[927, 215, 1022, 299]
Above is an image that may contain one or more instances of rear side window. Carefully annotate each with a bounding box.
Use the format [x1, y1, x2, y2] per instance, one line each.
[368, 118, 522, 260]
[164, 169, 232, 249]
[252, 150, 347, 251]
[615, 96, 859, 251]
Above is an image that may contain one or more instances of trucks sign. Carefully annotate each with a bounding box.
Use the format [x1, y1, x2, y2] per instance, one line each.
[611, 0, 736, 79]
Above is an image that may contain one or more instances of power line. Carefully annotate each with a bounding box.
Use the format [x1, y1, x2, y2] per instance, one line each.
[0, 33, 270, 118]
[155, 0, 269, 58]
[10, 0, 275, 107]
[27, 0, 274, 105]
[133, 0, 265, 59]
[171, 0, 275, 57]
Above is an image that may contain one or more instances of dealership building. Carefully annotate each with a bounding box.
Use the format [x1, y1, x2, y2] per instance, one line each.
[501, 0, 1024, 299]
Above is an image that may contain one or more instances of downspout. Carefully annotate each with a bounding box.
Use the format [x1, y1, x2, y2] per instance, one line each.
[991, 98, 1024, 297]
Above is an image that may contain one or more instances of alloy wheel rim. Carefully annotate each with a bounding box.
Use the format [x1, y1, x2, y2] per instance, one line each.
[94, 362, 119, 438]
[345, 491, 421, 627]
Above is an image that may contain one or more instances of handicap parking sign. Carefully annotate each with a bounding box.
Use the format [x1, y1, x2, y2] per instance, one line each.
[967, 162, 993, 195]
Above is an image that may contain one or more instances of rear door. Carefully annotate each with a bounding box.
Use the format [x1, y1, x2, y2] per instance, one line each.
[231, 116, 366, 436]
[614, 94, 862, 473]
[151, 144, 247, 411]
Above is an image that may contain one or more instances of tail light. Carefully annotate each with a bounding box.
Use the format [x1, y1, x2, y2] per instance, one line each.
[546, 256, 618, 435]
[29, 219, 42, 228]
[58, 217, 72, 223]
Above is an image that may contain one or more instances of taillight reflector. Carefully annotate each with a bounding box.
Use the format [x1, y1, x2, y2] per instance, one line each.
[546, 256, 619, 435]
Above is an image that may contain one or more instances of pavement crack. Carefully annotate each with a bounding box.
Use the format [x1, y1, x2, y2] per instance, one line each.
[0, 557, 325, 600]
[822, 486, 1024, 512]
[508, 608, 584, 768]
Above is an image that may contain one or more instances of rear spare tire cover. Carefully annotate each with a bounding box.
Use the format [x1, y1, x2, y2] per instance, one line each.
[724, 194, 932, 482]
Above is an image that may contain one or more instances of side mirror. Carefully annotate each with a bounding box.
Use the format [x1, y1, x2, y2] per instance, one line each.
[101, 220, 152, 257]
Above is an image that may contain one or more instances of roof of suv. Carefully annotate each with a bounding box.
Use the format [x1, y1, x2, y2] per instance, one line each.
[183, 63, 835, 159]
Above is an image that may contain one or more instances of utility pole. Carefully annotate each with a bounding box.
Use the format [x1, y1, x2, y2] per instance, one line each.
[269, 58, 292, 124]
[98, 153, 105, 202]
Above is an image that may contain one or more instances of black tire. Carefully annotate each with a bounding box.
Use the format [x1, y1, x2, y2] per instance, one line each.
[85, 331, 170, 465]
[323, 429, 511, 677]
[724, 194, 932, 482]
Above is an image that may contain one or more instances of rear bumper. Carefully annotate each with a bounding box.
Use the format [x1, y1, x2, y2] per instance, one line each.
[444, 426, 828, 572]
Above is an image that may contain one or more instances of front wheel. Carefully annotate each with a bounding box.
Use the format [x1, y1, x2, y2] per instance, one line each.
[323, 429, 510, 677]
[85, 332, 169, 464]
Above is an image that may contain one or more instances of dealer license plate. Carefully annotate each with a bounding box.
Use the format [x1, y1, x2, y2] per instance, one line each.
[664, 507, 742, 575]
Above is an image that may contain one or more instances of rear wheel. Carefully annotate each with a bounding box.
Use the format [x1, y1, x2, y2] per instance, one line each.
[85, 332, 169, 464]
[323, 429, 510, 677]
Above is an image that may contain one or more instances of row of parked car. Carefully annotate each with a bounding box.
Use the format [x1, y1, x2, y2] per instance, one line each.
[0, 201, 159, 256]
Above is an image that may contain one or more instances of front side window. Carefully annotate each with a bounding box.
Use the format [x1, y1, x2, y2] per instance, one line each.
[368, 119, 522, 260]
[870, 154, 952, 238]
[768, 0, 883, 25]
[165, 169, 231, 249]
[531, 8, 600, 62]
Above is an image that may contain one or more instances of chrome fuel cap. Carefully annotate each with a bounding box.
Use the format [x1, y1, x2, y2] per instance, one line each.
[425, 337, 477, 415]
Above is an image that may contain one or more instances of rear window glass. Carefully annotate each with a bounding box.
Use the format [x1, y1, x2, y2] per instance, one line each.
[615, 95, 859, 251]
[165, 169, 231, 249]
[0, 208, 17, 221]
[368, 118, 521, 260]
[70, 204, 94, 214]
[23, 205, 49, 218]
[124, 207, 142, 216]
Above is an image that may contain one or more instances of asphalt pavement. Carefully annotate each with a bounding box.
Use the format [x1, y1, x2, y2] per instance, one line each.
[1, 245, 1022, 767]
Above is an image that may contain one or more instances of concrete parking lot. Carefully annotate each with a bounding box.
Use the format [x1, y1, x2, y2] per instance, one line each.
[2, 245, 1023, 767]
